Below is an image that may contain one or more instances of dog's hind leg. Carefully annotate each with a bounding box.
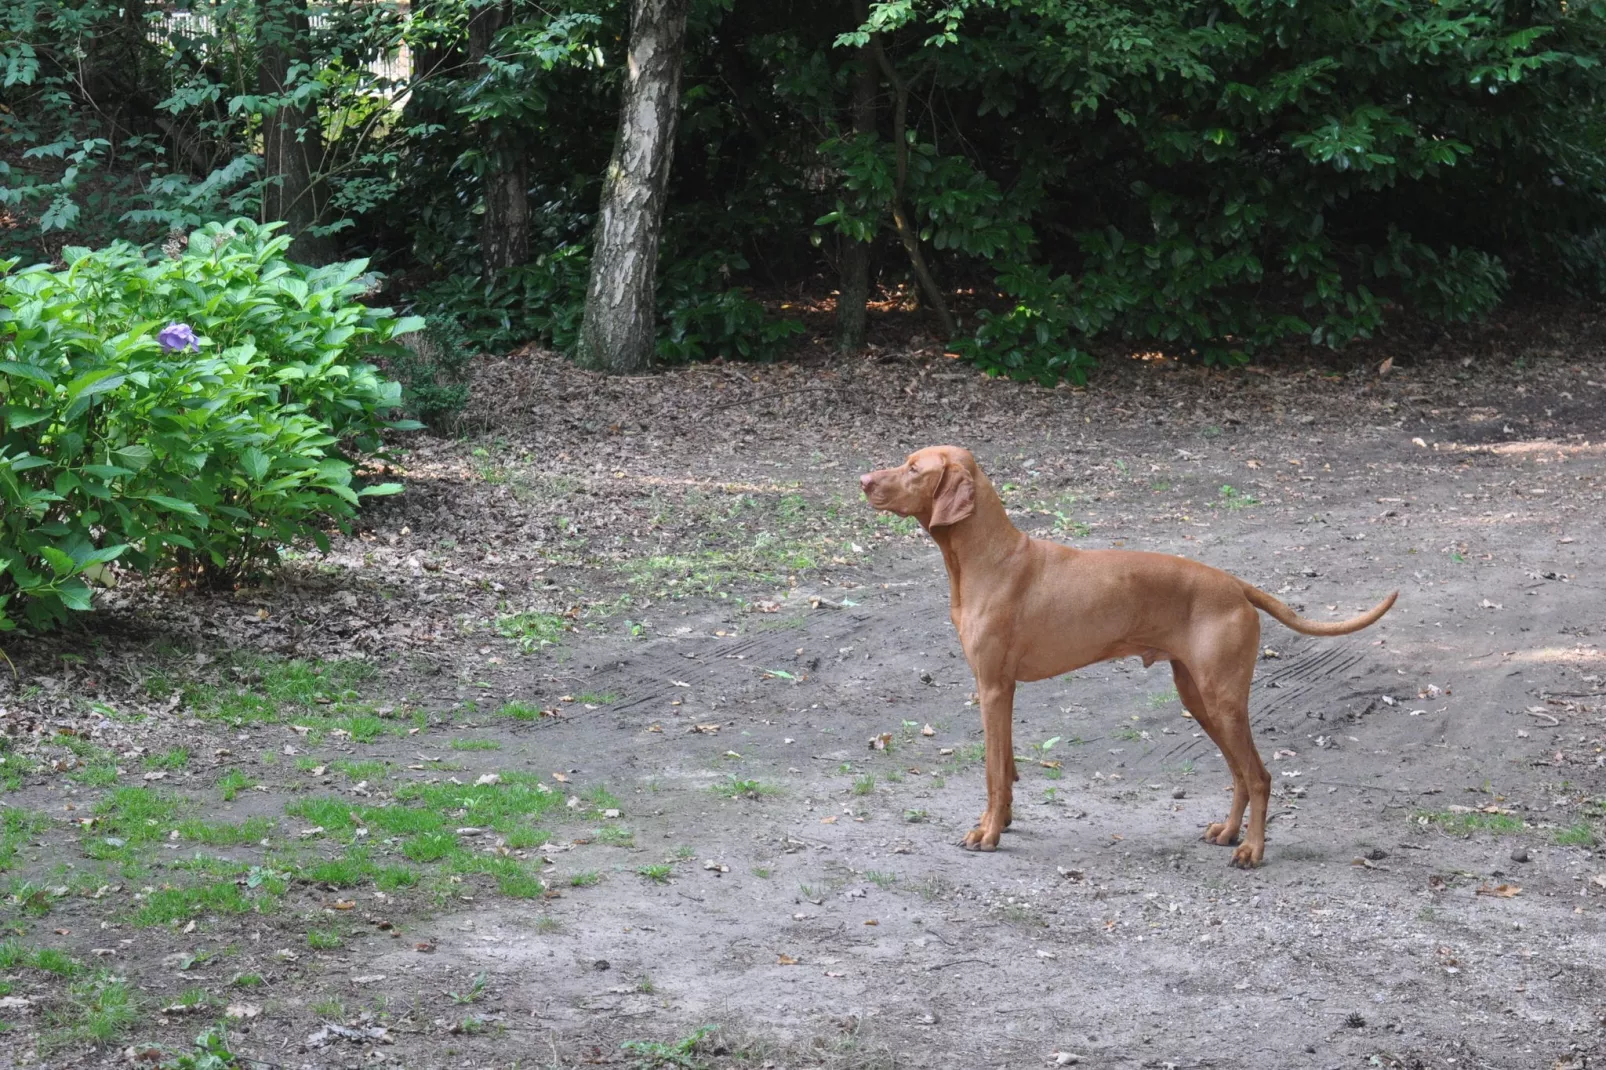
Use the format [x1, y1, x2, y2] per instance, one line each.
[1172, 659, 1247, 848]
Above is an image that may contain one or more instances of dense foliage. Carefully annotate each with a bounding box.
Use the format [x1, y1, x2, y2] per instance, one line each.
[0, 220, 417, 632]
[3, 0, 1605, 394]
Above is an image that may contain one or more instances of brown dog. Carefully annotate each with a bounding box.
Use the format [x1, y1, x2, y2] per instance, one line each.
[860, 445, 1396, 867]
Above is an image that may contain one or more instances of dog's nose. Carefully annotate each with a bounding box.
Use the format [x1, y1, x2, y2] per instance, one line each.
[860, 473, 874, 493]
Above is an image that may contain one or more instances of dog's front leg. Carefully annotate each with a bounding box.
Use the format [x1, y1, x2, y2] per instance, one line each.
[961, 676, 1016, 851]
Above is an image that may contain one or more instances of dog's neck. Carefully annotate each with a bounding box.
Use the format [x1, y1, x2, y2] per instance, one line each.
[923, 469, 1027, 592]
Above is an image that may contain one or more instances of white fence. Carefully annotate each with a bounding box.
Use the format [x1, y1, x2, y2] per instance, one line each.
[144, 4, 411, 87]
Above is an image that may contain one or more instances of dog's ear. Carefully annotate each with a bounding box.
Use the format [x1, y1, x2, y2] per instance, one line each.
[929, 461, 975, 528]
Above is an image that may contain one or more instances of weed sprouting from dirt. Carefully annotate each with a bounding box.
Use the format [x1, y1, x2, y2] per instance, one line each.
[1415, 809, 1527, 836]
[1554, 821, 1598, 847]
[714, 777, 778, 800]
[494, 611, 567, 652]
[621, 1024, 716, 1069]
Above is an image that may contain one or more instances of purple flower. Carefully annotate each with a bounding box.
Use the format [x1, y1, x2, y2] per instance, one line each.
[157, 322, 199, 353]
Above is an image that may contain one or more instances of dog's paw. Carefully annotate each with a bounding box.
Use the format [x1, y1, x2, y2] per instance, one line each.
[960, 825, 1001, 852]
[1204, 821, 1241, 846]
[1229, 842, 1264, 869]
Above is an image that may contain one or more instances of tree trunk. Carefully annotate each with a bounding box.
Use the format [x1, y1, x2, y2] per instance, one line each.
[871, 37, 956, 340]
[835, 23, 878, 354]
[258, 0, 335, 265]
[468, 0, 528, 274]
[574, 0, 691, 373]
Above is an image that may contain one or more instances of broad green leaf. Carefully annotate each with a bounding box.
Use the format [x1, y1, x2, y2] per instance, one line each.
[0, 361, 55, 386]
[39, 545, 76, 577]
[56, 580, 93, 612]
[112, 445, 155, 471]
[145, 494, 201, 516]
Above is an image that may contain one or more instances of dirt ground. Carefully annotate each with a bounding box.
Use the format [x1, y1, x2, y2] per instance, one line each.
[2, 309, 1604, 1070]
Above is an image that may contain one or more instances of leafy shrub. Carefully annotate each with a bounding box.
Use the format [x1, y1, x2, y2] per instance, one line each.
[0, 219, 420, 632]
[656, 252, 805, 364]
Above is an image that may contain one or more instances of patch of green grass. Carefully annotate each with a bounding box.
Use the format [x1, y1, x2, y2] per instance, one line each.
[1217, 484, 1260, 510]
[394, 772, 566, 825]
[574, 691, 618, 705]
[1415, 809, 1527, 836]
[9, 880, 54, 917]
[375, 865, 419, 891]
[596, 825, 635, 847]
[495, 868, 547, 898]
[587, 785, 622, 811]
[312, 996, 345, 1017]
[177, 816, 274, 846]
[67, 749, 120, 787]
[952, 742, 985, 765]
[171, 985, 211, 1009]
[231, 973, 265, 987]
[638, 863, 672, 884]
[505, 827, 549, 850]
[364, 806, 447, 838]
[0, 809, 47, 872]
[1052, 513, 1091, 538]
[1146, 688, 1178, 709]
[332, 714, 387, 743]
[216, 769, 253, 801]
[144, 747, 190, 772]
[403, 831, 458, 863]
[751, 866, 771, 878]
[570, 870, 601, 887]
[307, 928, 343, 950]
[1554, 822, 1598, 847]
[192, 657, 375, 724]
[450, 738, 502, 751]
[494, 611, 567, 653]
[132, 881, 254, 927]
[306, 848, 377, 888]
[44, 972, 136, 1049]
[622, 1026, 717, 1067]
[864, 870, 897, 889]
[92, 787, 178, 847]
[714, 777, 777, 800]
[852, 774, 876, 796]
[877, 514, 920, 536]
[497, 700, 546, 721]
[330, 759, 389, 781]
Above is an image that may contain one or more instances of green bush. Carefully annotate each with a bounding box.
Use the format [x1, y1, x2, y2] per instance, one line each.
[0, 218, 420, 632]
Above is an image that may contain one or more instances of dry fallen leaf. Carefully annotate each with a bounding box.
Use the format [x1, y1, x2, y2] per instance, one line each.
[691, 723, 721, 734]
[552, 772, 569, 783]
[820, 816, 838, 825]
[224, 1003, 260, 1020]
[777, 953, 799, 965]
[868, 732, 893, 751]
[1475, 883, 1522, 898]
[921, 723, 935, 736]
[475, 773, 501, 786]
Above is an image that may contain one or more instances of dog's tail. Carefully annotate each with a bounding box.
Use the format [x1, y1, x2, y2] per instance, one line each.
[1242, 585, 1398, 637]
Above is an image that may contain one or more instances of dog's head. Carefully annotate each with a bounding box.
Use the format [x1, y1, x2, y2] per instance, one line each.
[859, 445, 977, 528]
